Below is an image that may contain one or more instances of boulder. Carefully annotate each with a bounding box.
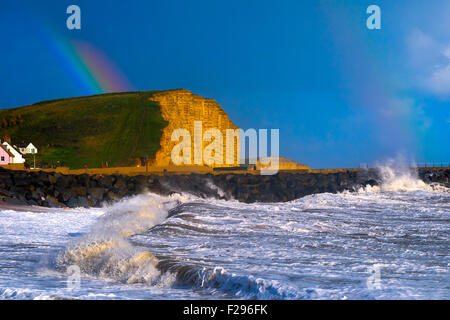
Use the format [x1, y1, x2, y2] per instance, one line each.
[13, 177, 30, 187]
[113, 176, 127, 189]
[70, 186, 87, 197]
[97, 175, 115, 188]
[56, 188, 71, 202]
[67, 196, 89, 208]
[77, 174, 90, 186]
[48, 173, 58, 185]
[106, 191, 120, 201]
[45, 195, 65, 208]
[87, 187, 105, 201]
[0, 188, 14, 198]
[56, 176, 71, 188]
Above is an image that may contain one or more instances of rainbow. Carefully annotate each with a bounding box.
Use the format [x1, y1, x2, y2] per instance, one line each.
[44, 28, 133, 95]
[72, 40, 134, 93]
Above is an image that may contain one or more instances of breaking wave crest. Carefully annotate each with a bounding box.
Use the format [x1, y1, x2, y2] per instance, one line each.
[157, 261, 303, 299]
[56, 193, 185, 285]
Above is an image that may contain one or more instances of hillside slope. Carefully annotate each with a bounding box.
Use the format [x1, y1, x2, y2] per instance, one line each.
[0, 91, 167, 169]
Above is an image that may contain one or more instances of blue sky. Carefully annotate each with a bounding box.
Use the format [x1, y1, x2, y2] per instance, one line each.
[1, 0, 449, 168]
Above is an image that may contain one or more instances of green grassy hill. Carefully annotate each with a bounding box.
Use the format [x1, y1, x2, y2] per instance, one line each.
[0, 91, 168, 169]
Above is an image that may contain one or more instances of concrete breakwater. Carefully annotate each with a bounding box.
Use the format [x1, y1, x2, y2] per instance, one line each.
[0, 167, 448, 208]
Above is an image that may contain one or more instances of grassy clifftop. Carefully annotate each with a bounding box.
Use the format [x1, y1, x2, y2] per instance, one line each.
[0, 91, 168, 169]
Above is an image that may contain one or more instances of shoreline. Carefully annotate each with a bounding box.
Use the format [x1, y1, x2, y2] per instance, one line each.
[2, 163, 449, 176]
[0, 167, 449, 208]
[0, 201, 63, 212]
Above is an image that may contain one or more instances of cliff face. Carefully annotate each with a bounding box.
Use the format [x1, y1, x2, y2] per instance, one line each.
[149, 90, 240, 167]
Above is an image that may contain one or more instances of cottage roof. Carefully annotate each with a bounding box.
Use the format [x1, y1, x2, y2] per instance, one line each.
[0, 145, 14, 157]
[2, 142, 22, 156]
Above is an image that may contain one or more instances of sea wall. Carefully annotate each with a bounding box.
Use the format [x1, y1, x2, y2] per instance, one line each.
[0, 167, 448, 208]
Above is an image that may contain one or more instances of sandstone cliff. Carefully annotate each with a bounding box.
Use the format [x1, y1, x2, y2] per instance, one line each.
[149, 89, 240, 167]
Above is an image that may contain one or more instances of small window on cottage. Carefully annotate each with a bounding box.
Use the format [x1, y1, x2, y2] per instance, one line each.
[1, 156, 4, 161]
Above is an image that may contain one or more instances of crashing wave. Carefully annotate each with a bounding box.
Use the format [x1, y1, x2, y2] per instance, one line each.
[156, 260, 304, 299]
[359, 165, 448, 193]
[56, 193, 184, 285]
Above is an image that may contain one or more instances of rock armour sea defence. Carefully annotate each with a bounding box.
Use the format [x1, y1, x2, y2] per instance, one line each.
[149, 89, 240, 167]
[0, 167, 448, 208]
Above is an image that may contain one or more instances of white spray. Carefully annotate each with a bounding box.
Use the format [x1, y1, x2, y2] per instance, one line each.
[360, 158, 447, 193]
[56, 193, 186, 285]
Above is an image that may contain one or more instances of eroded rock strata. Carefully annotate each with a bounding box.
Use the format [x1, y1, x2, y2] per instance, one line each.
[150, 89, 240, 167]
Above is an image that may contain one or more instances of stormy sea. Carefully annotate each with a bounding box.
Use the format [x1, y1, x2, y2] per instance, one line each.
[0, 167, 448, 300]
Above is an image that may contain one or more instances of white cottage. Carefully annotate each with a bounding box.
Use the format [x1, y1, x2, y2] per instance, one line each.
[25, 143, 38, 154]
[2, 142, 25, 164]
[14, 142, 38, 154]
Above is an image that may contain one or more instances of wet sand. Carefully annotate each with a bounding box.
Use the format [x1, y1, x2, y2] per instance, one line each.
[0, 201, 68, 213]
